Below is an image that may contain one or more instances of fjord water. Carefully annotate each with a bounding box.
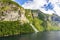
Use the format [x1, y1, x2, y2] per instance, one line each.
[0, 31, 60, 40]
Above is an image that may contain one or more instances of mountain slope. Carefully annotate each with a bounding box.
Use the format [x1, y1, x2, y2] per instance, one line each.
[25, 9, 60, 31]
[0, 0, 60, 37]
[0, 0, 34, 37]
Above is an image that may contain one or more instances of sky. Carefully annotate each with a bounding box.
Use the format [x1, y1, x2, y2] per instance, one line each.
[14, 0, 33, 5]
[14, 0, 60, 16]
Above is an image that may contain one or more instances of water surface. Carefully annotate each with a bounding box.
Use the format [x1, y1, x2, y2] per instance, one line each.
[0, 31, 60, 40]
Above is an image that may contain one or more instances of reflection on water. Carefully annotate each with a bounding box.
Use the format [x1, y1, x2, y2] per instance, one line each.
[20, 31, 60, 40]
[0, 35, 21, 40]
[0, 31, 60, 40]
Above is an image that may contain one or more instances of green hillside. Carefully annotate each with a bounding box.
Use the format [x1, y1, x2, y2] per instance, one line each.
[0, 0, 34, 36]
[0, 0, 60, 37]
[25, 9, 60, 31]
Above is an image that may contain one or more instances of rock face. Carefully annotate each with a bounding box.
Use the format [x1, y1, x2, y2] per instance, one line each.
[0, 0, 60, 34]
[49, 14, 60, 27]
[26, 10, 60, 31]
[0, 0, 25, 21]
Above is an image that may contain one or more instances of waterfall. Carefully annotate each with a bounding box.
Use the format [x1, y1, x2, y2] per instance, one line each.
[21, 14, 39, 32]
[30, 23, 39, 32]
[26, 19, 39, 32]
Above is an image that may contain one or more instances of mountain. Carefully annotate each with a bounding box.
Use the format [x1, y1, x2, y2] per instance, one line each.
[0, 0, 24, 21]
[25, 9, 60, 31]
[0, 0, 34, 36]
[0, 0, 60, 37]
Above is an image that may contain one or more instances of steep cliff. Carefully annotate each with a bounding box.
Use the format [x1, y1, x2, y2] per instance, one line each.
[25, 9, 60, 31]
[0, 0, 60, 37]
[0, 0, 34, 36]
[0, 0, 25, 21]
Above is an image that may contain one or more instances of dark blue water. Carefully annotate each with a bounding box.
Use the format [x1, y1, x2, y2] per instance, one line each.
[0, 31, 60, 40]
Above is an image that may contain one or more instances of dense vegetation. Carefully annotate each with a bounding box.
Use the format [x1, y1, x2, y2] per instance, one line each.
[0, 0, 34, 36]
[0, 21, 20, 36]
[33, 18, 44, 31]
[0, 21, 34, 36]
[20, 23, 34, 34]
[0, 0, 60, 37]
[25, 10, 60, 31]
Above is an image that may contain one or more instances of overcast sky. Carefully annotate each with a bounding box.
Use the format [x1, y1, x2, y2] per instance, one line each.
[14, 0, 60, 16]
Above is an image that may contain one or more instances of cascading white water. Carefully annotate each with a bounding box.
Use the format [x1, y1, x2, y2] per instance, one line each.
[21, 14, 39, 32]
[26, 19, 39, 32]
[30, 23, 39, 32]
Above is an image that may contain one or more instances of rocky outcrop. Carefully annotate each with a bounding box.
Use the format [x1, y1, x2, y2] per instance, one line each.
[0, 0, 60, 34]
[0, 0, 25, 22]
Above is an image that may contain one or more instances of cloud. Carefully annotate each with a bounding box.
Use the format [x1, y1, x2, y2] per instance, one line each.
[22, 0, 47, 9]
[22, 0, 60, 16]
